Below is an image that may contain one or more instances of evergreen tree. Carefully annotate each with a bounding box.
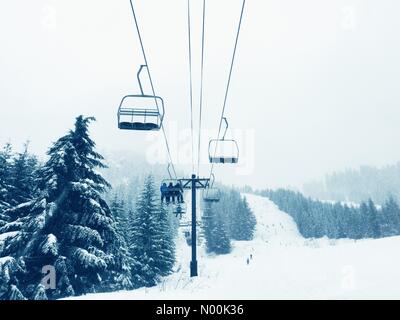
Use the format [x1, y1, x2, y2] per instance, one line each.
[0, 257, 25, 300]
[202, 189, 255, 253]
[10, 142, 39, 205]
[0, 143, 13, 216]
[129, 175, 175, 288]
[0, 143, 40, 231]
[0, 116, 130, 299]
[231, 196, 256, 241]
[362, 199, 380, 238]
[202, 201, 231, 255]
[381, 197, 400, 236]
[212, 189, 257, 242]
[155, 204, 175, 276]
[202, 202, 215, 253]
[110, 194, 129, 242]
[108, 194, 134, 290]
[33, 284, 48, 300]
[211, 214, 231, 255]
[0, 210, 9, 229]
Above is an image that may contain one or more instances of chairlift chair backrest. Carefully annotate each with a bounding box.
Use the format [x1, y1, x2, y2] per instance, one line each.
[202, 174, 221, 202]
[117, 65, 165, 131]
[203, 187, 221, 202]
[208, 139, 239, 164]
[208, 117, 239, 164]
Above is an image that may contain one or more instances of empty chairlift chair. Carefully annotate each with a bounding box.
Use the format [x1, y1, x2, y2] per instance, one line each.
[117, 65, 165, 131]
[203, 174, 221, 202]
[208, 118, 239, 164]
[203, 188, 221, 202]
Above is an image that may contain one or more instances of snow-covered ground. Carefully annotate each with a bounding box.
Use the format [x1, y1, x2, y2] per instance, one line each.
[73, 193, 400, 300]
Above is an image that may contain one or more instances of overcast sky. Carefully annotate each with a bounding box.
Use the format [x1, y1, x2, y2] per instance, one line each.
[1, 0, 400, 189]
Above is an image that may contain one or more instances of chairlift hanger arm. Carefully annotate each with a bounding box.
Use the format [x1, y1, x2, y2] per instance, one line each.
[167, 163, 173, 180]
[137, 64, 147, 95]
[222, 117, 229, 140]
[210, 173, 215, 188]
[135, 65, 166, 122]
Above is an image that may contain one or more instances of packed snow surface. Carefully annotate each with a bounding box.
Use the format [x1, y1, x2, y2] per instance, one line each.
[72, 194, 400, 300]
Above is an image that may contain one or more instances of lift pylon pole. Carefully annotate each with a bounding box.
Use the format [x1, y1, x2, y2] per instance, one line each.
[178, 175, 210, 277]
[190, 174, 198, 277]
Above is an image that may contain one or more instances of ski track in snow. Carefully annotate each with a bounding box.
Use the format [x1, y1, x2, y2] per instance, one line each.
[71, 193, 400, 300]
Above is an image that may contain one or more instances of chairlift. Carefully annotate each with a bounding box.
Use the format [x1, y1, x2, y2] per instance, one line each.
[208, 117, 239, 164]
[118, 65, 165, 131]
[203, 174, 221, 203]
[161, 164, 185, 205]
[173, 203, 187, 218]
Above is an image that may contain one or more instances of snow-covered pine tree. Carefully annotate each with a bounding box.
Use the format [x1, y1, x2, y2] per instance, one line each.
[0, 143, 39, 234]
[32, 284, 48, 300]
[155, 203, 175, 276]
[362, 199, 380, 238]
[210, 189, 256, 242]
[0, 143, 13, 219]
[202, 202, 215, 254]
[0, 116, 131, 299]
[110, 194, 130, 242]
[229, 196, 256, 241]
[129, 175, 175, 288]
[0, 208, 9, 230]
[211, 214, 231, 255]
[0, 256, 25, 300]
[10, 142, 40, 206]
[202, 200, 231, 255]
[381, 197, 400, 236]
[108, 194, 134, 290]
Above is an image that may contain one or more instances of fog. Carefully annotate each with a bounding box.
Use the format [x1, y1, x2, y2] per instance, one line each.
[1, 0, 400, 189]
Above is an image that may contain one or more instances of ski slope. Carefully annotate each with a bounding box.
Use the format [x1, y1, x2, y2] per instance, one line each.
[73, 193, 400, 300]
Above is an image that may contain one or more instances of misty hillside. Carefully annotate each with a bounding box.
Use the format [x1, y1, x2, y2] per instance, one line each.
[100, 149, 184, 206]
[101, 150, 173, 186]
[303, 163, 400, 205]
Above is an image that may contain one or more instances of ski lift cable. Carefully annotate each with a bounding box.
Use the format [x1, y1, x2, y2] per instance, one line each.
[208, 0, 246, 180]
[197, 0, 206, 177]
[129, 0, 177, 179]
[187, 0, 195, 173]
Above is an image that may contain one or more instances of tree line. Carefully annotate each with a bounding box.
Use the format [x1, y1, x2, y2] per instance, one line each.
[0, 116, 175, 300]
[303, 164, 400, 205]
[202, 189, 257, 254]
[260, 189, 400, 240]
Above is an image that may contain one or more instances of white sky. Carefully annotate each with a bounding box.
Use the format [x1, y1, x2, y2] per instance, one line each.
[1, 0, 400, 189]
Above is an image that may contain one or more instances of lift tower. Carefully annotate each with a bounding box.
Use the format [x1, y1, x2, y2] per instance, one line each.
[179, 174, 210, 277]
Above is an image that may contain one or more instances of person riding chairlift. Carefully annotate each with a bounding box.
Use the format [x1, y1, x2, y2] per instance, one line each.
[168, 182, 175, 203]
[174, 182, 184, 203]
[160, 183, 168, 204]
[175, 205, 183, 219]
[161, 182, 184, 205]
